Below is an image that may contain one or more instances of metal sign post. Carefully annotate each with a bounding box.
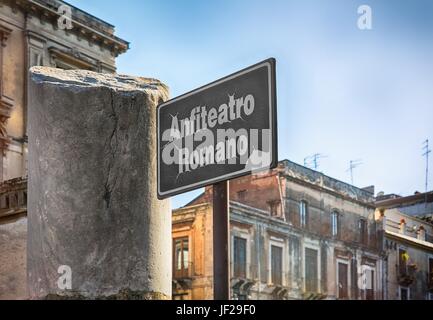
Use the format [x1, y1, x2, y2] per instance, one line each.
[212, 181, 230, 300]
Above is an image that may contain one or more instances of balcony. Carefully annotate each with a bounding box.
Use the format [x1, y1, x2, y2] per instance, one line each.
[173, 262, 194, 279]
[230, 262, 257, 300]
[397, 264, 416, 287]
[173, 262, 194, 292]
[0, 177, 27, 220]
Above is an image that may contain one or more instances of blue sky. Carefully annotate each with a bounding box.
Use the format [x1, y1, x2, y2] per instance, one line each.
[68, 0, 433, 209]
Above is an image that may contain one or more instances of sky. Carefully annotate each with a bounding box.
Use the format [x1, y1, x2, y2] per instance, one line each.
[68, 0, 433, 209]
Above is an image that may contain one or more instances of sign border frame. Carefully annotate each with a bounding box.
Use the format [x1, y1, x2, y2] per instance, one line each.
[157, 58, 278, 199]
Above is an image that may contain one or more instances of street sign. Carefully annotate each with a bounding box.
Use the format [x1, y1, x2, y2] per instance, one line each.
[157, 58, 277, 199]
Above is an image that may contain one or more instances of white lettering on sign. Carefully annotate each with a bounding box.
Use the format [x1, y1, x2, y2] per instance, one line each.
[157, 58, 277, 198]
[161, 93, 271, 177]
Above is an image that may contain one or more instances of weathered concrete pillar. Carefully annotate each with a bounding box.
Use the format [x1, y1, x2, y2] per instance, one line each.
[27, 67, 171, 300]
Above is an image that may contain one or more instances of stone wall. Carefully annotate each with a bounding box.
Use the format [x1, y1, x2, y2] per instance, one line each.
[0, 215, 27, 299]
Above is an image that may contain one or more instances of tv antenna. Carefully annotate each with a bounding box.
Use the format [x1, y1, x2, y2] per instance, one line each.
[304, 153, 327, 171]
[422, 139, 431, 193]
[347, 159, 363, 185]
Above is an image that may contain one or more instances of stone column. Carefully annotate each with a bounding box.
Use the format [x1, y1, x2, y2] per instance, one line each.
[27, 67, 171, 300]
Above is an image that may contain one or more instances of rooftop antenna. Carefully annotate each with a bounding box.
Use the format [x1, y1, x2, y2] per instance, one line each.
[347, 159, 363, 185]
[422, 139, 431, 194]
[304, 153, 327, 171]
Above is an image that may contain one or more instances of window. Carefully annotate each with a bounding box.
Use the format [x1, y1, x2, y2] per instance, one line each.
[359, 219, 367, 245]
[0, 195, 6, 208]
[271, 245, 283, 286]
[400, 287, 409, 300]
[299, 201, 308, 228]
[337, 261, 349, 299]
[237, 190, 247, 201]
[399, 248, 408, 275]
[305, 248, 318, 293]
[365, 269, 375, 300]
[233, 236, 247, 278]
[268, 201, 281, 217]
[173, 237, 189, 278]
[331, 211, 339, 237]
[428, 257, 433, 288]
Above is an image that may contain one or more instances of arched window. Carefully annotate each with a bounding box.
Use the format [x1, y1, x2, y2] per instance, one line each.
[299, 200, 308, 228]
[331, 211, 339, 237]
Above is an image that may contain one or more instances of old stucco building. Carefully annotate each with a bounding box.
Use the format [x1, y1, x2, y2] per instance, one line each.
[172, 160, 385, 300]
[0, 0, 128, 299]
[0, 0, 128, 181]
[376, 192, 433, 300]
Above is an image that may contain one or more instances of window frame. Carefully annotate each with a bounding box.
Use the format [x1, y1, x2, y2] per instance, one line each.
[237, 189, 247, 201]
[336, 258, 350, 299]
[399, 286, 410, 300]
[270, 245, 283, 286]
[299, 200, 308, 228]
[231, 229, 251, 279]
[359, 219, 368, 245]
[233, 236, 248, 279]
[428, 255, 433, 290]
[173, 237, 189, 278]
[303, 243, 321, 293]
[331, 210, 339, 237]
[268, 237, 286, 286]
[361, 264, 376, 300]
[398, 247, 408, 275]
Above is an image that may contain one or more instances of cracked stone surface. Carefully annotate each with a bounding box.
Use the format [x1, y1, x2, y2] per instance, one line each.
[28, 67, 171, 300]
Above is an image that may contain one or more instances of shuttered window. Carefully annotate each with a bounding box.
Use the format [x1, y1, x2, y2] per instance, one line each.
[338, 262, 348, 299]
[271, 245, 283, 286]
[305, 248, 318, 292]
[233, 237, 247, 278]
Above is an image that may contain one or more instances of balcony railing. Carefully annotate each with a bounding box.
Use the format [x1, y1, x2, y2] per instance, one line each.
[397, 264, 416, 286]
[0, 177, 27, 220]
[173, 262, 194, 279]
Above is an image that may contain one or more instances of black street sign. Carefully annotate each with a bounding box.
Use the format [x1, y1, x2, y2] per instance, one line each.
[157, 58, 277, 199]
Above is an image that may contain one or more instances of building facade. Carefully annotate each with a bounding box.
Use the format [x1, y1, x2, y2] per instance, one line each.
[376, 193, 433, 300]
[172, 160, 384, 300]
[0, 0, 128, 181]
[172, 202, 214, 300]
[0, 0, 128, 299]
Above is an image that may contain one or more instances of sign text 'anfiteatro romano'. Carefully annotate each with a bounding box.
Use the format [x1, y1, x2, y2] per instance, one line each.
[157, 58, 277, 198]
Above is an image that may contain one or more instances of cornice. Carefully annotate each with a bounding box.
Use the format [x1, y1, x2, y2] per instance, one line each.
[4, 0, 129, 56]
